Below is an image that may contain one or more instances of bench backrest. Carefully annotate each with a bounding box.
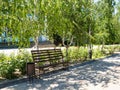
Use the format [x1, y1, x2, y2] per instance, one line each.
[31, 49, 64, 65]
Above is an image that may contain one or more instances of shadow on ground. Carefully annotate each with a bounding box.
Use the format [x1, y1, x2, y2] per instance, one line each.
[2, 53, 120, 90]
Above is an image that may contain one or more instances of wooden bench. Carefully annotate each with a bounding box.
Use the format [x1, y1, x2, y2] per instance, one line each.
[31, 48, 69, 76]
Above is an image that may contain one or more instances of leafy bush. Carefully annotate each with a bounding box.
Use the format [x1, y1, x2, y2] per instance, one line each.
[68, 47, 79, 61]
[62, 47, 88, 63]
[0, 53, 14, 79]
[0, 50, 32, 79]
[116, 45, 120, 51]
[78, 47, 88, 60]
[16, 50, 32, 75]
[62, 46, 108, 62]
[111, 45, 120, 52]
[103, 46, 116, 54]
[0, 53, 8, 62]
[0, 60, 17, 79]
[108, 46, 116, 54]
[92, 49, 105, 59]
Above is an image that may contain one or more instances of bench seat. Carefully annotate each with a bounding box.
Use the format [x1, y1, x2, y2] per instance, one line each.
[31, 48, 69, 76]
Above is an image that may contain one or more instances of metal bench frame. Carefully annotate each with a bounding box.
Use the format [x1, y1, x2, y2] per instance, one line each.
[31, 48, 68, 76]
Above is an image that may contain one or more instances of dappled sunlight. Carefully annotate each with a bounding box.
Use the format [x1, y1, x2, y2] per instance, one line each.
[1, 53, 120, 90]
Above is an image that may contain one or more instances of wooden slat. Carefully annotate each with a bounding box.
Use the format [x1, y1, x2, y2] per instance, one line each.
[31, 49, 68, 75]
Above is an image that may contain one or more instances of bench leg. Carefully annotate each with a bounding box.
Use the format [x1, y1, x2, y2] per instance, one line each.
[37, 68, 45, 79]
[63, 63, 69, 70]
[28, 75, 34, 83]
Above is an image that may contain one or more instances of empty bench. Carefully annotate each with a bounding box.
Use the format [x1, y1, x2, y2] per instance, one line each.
[31, 48, 69, 76]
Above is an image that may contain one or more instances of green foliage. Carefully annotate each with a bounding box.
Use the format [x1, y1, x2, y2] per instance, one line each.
[63, 46, 118, 62]
[0, 0, 120, 47]
[103, 45, 118, 54]
[115, 45, 120, 51]
[0, 53, 8, 62]
[16, 50, 32, 75]
[0, 58, 17, 79]
[63, 47, 88, 63]
[94, 0, 118, 44]
[92, 49, 105, 59]
[0, 50, 32, 79]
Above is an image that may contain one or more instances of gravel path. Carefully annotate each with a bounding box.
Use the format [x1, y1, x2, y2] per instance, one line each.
[1, 52, 120, 90]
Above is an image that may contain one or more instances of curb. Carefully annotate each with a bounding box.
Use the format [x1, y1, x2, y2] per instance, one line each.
[0, 77, 28, 89]
[69, 60, 97, 69]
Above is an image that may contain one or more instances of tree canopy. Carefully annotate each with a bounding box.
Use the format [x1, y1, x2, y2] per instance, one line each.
[0, 0, 120, 48]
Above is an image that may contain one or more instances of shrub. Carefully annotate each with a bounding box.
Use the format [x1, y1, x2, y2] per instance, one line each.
[68, 47, 79, 61]
[0, 53, 15, 79]
[78, 47, 88, 61]
[0, 50, 32, 79]
[110, 45, 120, 52]
[0, 60, 17, 79]
[62, 46, 108, 62]
[16, 50, 32, 75]
[103, 46, 116, 54]
[116, 45, 120, 51]
[92, 49, 105, 59]
[0, 53, 8, 62]
[62, 47, 88, 63]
